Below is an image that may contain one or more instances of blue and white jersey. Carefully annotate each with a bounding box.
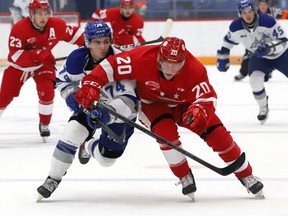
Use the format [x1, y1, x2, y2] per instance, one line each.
[56, 45, 138, 123]
[222, 13, 288, 59]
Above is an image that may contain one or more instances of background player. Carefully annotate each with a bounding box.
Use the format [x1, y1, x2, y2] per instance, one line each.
[9, 0, 30, 26]
[91, 0, 145, 46]
[0, 0, 84, 142]
[234, 0, 282, 81]
[216, 0, 288, 124]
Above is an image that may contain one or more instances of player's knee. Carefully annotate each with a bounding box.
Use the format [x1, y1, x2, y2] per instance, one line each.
[61, 120, 89, 148]
[249, 70, 265, 91]
[152, 117, 178, 141]
[99, 143, 124, 159]
[151, 117, 180, 151]
[205, 125, 242, 162]
[37, 80, 55, 101]
[204, 126, 233, 152]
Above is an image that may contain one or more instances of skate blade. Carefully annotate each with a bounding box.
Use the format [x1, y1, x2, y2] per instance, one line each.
[187, 193, 195, 202]
[259, 115, 269, 125]
[42, 137, 48, 143]
[36, 193, 44, 202]
[254, 190, 265, 199]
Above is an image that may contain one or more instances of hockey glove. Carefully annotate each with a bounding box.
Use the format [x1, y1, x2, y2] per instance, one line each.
[65, 93, 82, 113]
[76, 74, 101, 110]
[216, 49, 230, 72]
[32, 48, 55, 67]
[254, 43, 271, 58]
[87, 107, 110, 129]
[182, 104, 208, 136]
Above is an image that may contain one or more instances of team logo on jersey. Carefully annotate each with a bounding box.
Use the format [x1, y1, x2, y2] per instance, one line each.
[145, 81, 160, 90]
[27, 37, 37, 44]
[251, 37, 266, 49]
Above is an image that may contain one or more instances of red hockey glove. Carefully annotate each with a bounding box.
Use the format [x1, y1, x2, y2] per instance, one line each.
[182, 104, 208, 136]
[32, 48, 55, 67]
[75, 74, 101, 110]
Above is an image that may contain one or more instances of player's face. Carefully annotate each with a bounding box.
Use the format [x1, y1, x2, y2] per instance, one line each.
[240, 9, 256, 24]
[120, 5, 134, 18]
[159, 60, 184, 80]
[89, 36, 112, 61]
[32, 10, 50, 29]
[258, 2, 269, 13]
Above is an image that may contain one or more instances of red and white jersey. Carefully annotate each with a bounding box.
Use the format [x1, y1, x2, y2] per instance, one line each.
[88, 45, 217, 109]
[7, 17, 84, 71]
[91, 8, 144, 45]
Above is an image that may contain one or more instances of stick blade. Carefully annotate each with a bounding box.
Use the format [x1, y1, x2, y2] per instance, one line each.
[219, 152, 246, 176]
[160, 18, 173, 39]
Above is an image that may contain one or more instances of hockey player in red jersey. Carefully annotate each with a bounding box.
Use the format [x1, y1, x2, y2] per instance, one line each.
[75, 37, 264, 201]
[0, 0, 84, 142]
[91, 0, 145, 46]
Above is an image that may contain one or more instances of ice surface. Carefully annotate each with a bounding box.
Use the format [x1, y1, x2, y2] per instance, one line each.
[0, 66, 287, 216]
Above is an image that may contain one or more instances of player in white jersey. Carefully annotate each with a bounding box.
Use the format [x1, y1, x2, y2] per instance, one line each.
[216, 0, 288, 124]
[36, 20, 138, 200]
[234, 0, 282, 81]
[9, 0, 30, 25]
[9, 0, 51, 26]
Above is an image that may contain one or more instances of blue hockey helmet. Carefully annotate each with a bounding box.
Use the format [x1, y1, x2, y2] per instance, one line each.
[84, 20, 112, 43]
[237, 0, 255, 13]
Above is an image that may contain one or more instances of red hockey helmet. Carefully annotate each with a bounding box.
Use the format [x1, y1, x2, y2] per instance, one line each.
[121, 0, 134, 6]
[158, 37, 186, 64]
[29, 0, 51, 13]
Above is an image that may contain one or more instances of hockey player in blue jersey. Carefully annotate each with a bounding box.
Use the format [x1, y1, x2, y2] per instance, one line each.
[36, 20, 138, 200]
[216, 0, 288, 124]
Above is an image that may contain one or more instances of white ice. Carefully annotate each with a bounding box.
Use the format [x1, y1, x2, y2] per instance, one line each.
[0, 65, 287, 216]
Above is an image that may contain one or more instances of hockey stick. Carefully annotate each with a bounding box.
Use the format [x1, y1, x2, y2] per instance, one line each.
[116, 18, 173, 51]
[228, 38, 288, 66]
[55, 19, 173, 61]
[55, 56, 68, 61]
[96, 103, 246, 176]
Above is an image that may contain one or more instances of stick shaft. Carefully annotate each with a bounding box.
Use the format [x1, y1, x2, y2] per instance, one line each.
[97, 103, 245, 176]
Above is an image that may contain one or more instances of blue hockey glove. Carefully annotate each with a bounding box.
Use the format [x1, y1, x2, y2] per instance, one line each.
[66, 93, 82, 113]
[216, 49, 230, 72]
[87, 107, 111, 129]
[254, 43, 271, 58]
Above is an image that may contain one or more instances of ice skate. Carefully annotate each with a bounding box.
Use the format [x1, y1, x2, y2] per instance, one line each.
[78, 142, 91, 164]
[234, 73, 246, 81]
[257, 98, 269, 125]
[238, 174, 264, 199]
[37, 176, 61, 201]
[39, 123, 50, 143]
[176, 169, 197, 201]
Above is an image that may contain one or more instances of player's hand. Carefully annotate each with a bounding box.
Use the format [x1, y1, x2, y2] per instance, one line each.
[87, 107, 110, 129]
[32, 48, 55, 68]
[183, 104, 208, 136]
[65, 93, 82, 113]
[216, 49, 230, 72]
[75, 75, 101, 110]
[254, 43, 271, 58]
